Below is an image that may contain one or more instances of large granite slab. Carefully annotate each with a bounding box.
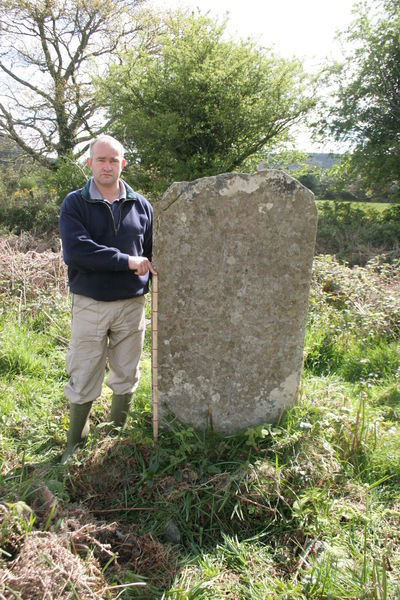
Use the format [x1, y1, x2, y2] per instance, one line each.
[153, 170, 317, 433]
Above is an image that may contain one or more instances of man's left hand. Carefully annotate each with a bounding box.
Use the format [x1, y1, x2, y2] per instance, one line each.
[128, 256, 156, 275]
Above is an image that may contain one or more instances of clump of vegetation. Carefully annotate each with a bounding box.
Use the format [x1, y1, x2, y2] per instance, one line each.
[306, 253, 400, 379]
[0, 220, 400, 598]
[316, 201, 400, 265]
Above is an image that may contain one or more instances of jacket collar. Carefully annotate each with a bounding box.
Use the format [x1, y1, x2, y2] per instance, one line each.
[81, 178, 138, 202]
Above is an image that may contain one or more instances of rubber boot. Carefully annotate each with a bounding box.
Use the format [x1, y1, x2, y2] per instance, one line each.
[109, 393, 133, 431]
[61, 401, 93, 463]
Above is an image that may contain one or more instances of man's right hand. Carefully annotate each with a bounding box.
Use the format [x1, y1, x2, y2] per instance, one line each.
[128, 256, 156, 276]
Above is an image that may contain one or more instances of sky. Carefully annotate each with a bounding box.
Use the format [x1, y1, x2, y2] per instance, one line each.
[149, 0, 358, 151]
[151, 0, 356, 69]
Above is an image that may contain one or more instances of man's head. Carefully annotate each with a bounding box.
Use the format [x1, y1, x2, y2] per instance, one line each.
[87, 135, 126, 191]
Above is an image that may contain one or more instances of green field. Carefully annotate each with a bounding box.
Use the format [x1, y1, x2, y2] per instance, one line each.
[0, 206, 400, 598]
[316, 200, 394, 212]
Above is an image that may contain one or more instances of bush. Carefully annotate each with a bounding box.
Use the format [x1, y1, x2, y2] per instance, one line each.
[316, 201, 400, 265]
[0, 187, 59, 235]
[0, 152, 90, 235]
[305, 255, 400, 380]
[47, 155, 88, 205]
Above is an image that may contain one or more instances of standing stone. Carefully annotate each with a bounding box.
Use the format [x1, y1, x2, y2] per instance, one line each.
[153, 170, 317, 433]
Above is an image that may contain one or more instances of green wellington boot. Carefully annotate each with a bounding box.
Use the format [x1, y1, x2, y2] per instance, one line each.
[61, 401, 93, 463]
[109, 393, 133, 431]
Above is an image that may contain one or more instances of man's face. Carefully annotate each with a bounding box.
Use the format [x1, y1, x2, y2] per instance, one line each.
[86, 141, 126, 188]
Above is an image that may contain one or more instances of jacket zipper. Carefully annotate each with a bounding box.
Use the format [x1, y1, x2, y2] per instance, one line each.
[94, 198, 131, 236]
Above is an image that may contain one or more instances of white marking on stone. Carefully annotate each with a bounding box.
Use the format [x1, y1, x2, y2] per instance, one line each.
[219, 176, 261, 196]
[258, 203, 273, 214]
[173, 370, 186, 385]
[269, 372, 298, 404]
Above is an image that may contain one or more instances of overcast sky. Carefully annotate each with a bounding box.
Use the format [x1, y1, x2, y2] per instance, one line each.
[149, 0, 358, 151]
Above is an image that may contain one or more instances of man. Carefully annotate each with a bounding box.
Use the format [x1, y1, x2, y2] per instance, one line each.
[59, 135, 155, 462]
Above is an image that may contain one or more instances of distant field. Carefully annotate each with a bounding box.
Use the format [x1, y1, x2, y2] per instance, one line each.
[316, 199, 394, 212]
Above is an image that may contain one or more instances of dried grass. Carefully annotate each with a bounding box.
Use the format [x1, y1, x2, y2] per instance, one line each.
[0, 232, 67, 300]
[0, 531, 108, 599]
[63, 512, 175, 587]
[0, 496, 176, 598]
[67, 439, 141, 505]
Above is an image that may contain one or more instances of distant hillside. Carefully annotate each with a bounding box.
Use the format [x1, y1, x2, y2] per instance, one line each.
[305, 152, 342, 170]
[0, 134, 24, 165]
[262, 152, 343, 174]
[285, 152, 342, 172]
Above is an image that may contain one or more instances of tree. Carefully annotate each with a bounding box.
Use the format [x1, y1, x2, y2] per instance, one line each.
[0, 0, 150, 168]
[320, 0, 400, 197]
[98, 12, 316, 193]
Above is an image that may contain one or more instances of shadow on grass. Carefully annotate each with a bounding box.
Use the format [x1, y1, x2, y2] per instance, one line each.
[3, 397, 400, 598]
[54, 413, 303, 596]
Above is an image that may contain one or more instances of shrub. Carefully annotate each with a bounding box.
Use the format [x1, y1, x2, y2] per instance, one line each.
[316, 201, 400, 265]
[305, 255, 400, 380]
[0, 187, 59, 235]
[47, 155, 88, 205]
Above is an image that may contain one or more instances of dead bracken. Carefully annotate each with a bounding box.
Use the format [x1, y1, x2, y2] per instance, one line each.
[0, 465, 178, 599]
[0, 531, 108, 599]
[0, 233, 67, 300]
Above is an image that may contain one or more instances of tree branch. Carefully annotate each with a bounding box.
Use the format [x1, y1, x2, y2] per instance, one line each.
[0, 62, 53, 103]
[0, 102, 54, 168]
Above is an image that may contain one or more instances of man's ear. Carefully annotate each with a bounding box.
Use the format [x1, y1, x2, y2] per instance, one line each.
[122, 158, 126, 169]
[86, 157, 92, 170]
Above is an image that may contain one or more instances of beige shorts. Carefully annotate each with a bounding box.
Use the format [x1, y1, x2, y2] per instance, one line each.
[64, 294, 146, 404]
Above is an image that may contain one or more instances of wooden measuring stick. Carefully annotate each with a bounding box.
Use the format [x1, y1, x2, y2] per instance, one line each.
[152, 272, 159, 441]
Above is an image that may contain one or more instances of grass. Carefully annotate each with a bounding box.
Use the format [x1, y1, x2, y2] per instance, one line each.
[1, 214, 400, 597]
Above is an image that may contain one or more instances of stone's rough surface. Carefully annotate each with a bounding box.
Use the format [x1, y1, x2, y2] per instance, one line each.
[153, 170, 317, 433]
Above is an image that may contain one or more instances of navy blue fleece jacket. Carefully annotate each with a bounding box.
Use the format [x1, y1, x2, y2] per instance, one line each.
[59, 179, 152, 301]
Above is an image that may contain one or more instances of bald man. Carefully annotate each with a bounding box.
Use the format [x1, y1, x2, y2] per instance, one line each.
[59, 135, 155, 462]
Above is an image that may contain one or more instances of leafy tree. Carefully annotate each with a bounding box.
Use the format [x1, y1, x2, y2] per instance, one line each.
[320, 0, 400, 197]
[98, 12, 316, 193]
[0, 0, 150, 169]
